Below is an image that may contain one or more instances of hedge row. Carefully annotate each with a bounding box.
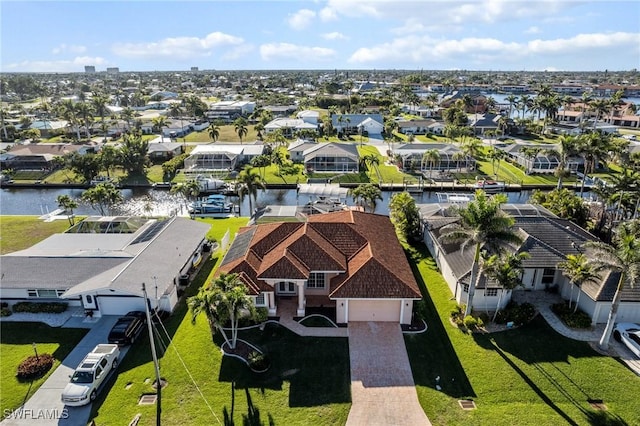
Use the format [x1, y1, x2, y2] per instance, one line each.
[12, 302, 68, 314]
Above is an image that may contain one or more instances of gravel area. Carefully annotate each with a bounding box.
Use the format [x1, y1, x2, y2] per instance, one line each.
[0, 308, 80, 327]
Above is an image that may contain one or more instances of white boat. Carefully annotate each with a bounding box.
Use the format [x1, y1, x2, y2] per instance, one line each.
[473, 179, 506, 193]
[195, 175, 228, 192]
[188, 194, 237, 217]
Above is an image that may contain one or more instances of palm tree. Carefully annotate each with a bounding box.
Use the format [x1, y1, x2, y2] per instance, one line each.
[236, 166, 265, 215]
[234, 118, 248, 144]
[91, 93, 110, 141]
[152, 116, 168, 142]
[56, 194, 78, 226]
[188, 273, 255, 349]
[171, 180, 201, 213]
[58, 99, 81, 141]
[544, 135, 580, 189]
[589, 98, 609, 130]
[517, 94, 532, 121]
[363, 153, 380, 176]
[487, 147, 506, 177]
[505, 94, 518, 118]
[452, 151, 466, 173]
[81, 182, 123, 215]
[438, 191, 522, 317]
[483, 251, 529, 321]
[580, 92, 592, 126]
[120, 107, 135, 134]
[168, 103, 185, 139]
[208, 123, 220, 143]
[348, 183, 382, 213]
[557, 253, 600, 313]
[584, 220, 640, 350]
[422, 149, 440, 180]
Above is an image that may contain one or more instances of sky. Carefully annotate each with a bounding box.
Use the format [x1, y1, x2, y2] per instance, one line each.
[1, 0, 639, 73]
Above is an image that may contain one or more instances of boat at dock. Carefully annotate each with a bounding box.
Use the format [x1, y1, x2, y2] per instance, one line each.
[473, 178, 506, 193]
[188, 194, 238, 218]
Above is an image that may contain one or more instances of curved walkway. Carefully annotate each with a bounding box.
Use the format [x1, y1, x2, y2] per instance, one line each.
[512, 291, 640, 375]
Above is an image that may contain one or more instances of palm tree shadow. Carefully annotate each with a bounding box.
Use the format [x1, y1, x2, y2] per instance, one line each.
[221, 382, 276, 426]
[585, 410, 629, 426]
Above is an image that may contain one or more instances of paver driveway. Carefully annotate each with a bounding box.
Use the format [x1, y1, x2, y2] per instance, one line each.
[346, 322, 431, 426]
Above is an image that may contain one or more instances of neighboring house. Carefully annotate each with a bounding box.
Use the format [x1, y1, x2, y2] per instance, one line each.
[396, 119, 439, 135]
[218, 211, 422, 323]
[0, 143, 97, 171]
[394, 143, 476, 173]
[288, 139, 318, 162]
[557, 109, 586, 123]
[296, 110, 320, 125]
[0, 216, 210, 317]
[468, 113, 502, 135]
[420, 203, 640, 324]
[497, 142, 583, 174]
[205, 101, 255, 123]
[264, 118, 318, 137]
[263, 105, 298, 118]
[147, 142, 183, 161]
[303, 142, 359, 173]
[183, 143, 265, 175]
[331, 114, 384, 136]
[439, 91, 488, 114]
[28, 120, 68, 138]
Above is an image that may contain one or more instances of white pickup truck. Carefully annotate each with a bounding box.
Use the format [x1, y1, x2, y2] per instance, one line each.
[61, 344, 120, 406]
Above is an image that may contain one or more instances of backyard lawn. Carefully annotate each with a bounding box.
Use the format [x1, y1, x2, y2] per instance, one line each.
[405, 244, 640, 426]
[0, 216, 75, 254]
[0, 323, 88, 418]
[89, 217, 351, 426]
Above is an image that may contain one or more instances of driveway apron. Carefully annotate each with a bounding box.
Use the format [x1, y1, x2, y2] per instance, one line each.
[2, 316, 128, 426]
[346, 322, 431, 426]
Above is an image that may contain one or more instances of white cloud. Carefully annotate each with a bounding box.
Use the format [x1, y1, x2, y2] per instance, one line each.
[51, 44, 87, 55]
[524, 26, 541, 35]
[3, 56, 107, 73]
[321, 32, 348, 41]
[260, 43, 336, 62]
[288, 9, 316, 30]
[112, 32, 245, 59]
[528, 32, 640, 54]
[319, 7, 338, 22]
[222, 44, 255, 61]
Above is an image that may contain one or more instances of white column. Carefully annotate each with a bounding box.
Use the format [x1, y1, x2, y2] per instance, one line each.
[400, 299, 405, 324]
[297, 282, 305, 316]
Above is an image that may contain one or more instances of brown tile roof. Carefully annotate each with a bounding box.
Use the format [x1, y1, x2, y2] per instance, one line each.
[218, 211, 421, 300]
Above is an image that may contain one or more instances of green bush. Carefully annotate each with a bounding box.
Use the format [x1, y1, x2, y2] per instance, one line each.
[16, 354, 55, 381]
[495, 301, 536, 325]
[463, 315, 479, 330]
[254, 307, 268, 323]
[1, 307, 11, 317]
[414, 299, 428, 320]
[551, 302, 592, 329]
[12, 302, 68, 314]
[248, 350, 270, 372]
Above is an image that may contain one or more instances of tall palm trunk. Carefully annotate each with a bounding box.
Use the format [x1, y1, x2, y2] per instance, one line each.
[599, 272, 626, 350]
[573, 286, 582, 313]
[464, 242, 481, 317]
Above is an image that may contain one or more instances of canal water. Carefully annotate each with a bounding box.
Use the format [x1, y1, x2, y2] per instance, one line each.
[1, 186, 541, 218]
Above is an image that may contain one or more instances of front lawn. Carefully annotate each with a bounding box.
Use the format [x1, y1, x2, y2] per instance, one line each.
[0, 216, 74, 254]
[89, 216, 351, 425]
[406, 244, 640, 426]
[0, 323, 88, 418]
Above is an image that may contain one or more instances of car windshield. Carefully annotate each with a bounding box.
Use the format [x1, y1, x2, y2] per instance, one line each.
[629, 333, 640, 345]
[71, 371, 94, 384]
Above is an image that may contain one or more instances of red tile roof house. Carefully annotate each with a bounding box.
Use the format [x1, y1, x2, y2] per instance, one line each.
[218, 211, 422, 324]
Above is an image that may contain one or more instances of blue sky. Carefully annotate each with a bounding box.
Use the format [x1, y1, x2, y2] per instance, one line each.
[2, 1, 639, 73]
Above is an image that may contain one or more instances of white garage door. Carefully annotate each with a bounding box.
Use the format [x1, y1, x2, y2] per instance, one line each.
[348, 300, 401, 322]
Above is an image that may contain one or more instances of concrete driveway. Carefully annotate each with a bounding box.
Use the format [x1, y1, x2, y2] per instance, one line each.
[2, 316, 129, 426]
[346, 322, 431, 426]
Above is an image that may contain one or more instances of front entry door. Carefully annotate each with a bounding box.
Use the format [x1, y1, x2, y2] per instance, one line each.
[277, 282, 296, 295]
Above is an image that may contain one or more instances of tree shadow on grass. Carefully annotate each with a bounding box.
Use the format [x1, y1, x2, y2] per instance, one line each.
[218, 322, 351, 407]
[404, 244, 476, 399]
[222, 383, 276, 426]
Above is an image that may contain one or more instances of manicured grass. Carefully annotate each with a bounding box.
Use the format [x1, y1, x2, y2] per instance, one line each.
[405, 244, 640, 426]
[0, 216, 74, 254]
[90, 217, 351, 426]
[182, 125, 261, 143]
[358, 145, 419, 185]
[0, 323, 88, 418]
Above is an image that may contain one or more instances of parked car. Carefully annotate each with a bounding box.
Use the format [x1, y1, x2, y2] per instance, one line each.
[613, 323, 640, 359]
[61, 344, 120, 406]
[107, 311, 146, 346]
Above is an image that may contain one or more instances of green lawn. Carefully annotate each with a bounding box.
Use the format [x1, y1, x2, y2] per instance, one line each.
[0, 323, 88, 418]
[405, 244, 640, 426]
[90, 217, 351, 426]
[0, 216, 75, 254]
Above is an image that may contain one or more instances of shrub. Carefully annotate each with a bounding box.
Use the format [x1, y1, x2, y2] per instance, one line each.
[16, 354, 55, 381]
[254, 307, 268, 323]
[495, 301, 536, 325]
[1, 307, 11, 317]
[12, 302, 68, 314]
[463, 315, 479, 330]
[551, 302, 592, 329]
[414, 299, 428, 321]
[248, 351, 270, 372]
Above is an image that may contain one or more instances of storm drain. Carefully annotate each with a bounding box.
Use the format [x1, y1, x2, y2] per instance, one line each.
[458, 399, 477, 410]
[138, 394, 157, 405]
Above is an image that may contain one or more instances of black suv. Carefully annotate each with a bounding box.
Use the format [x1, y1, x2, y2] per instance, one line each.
[107, 311, 146, 345]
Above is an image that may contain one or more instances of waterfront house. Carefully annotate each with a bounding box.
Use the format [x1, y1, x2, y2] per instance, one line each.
[183, 143, 265, 175]
[302, 142, 359, 173]
[394, 143, 475, 174]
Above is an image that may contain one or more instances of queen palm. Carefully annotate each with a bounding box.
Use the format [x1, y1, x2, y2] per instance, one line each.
[91, 93, 110, 141]
[348, 183, 382, 213]
[56, 194, 78, 226]
[236, 166, 265, 215]
[544, 135, 580, 190]
[188, 273, 255, 349]
[505, 94, 518, 119]
[234, 119, 248, 144]
[152, 116, 168, 142]
[557, 253, 599, 313]
[482, 251, 529, 321]
[208, 123, 220, 143]
[81, 182, 123, 216]
[584, 220, 640, 350]
[422, 149, 440, 180]
[58, 99, 81, 141]
[589, 98, 609, 130]
[171, 180, 201, 213]
[120, 107, 135, 134]
[439, 191, 522, 317]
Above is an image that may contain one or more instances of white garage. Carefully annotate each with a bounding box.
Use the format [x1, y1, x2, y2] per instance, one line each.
[347, 299, 402, 322]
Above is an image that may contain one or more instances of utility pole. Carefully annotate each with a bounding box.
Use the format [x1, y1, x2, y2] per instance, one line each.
[142, 282, 162, 426]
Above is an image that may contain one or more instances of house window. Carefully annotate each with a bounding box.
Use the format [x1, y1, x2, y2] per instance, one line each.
[486, 288, 498, 297]
[541, 269, 556, 285]
[462, 284, 469, 293]
[277, 282, 296, 294]
[27, 289, 38, 297]
[27, 289, 61, 298]
[255, 293, 266, 306]
[307, 273, 325, 289]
